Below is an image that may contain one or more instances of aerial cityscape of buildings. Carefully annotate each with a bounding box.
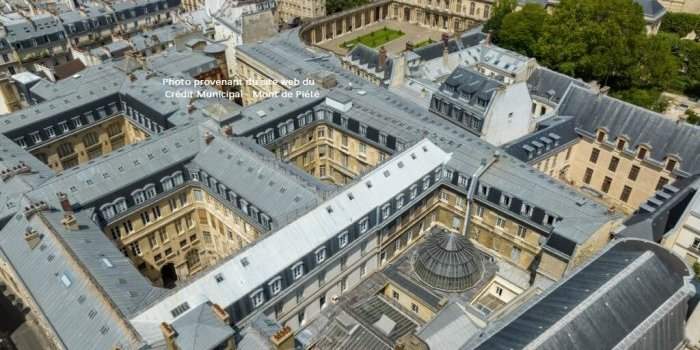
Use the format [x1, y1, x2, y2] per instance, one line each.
[0, 0, 699, 349]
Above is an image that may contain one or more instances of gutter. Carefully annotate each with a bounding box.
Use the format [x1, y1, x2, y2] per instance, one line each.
[462, 151, 500, 236]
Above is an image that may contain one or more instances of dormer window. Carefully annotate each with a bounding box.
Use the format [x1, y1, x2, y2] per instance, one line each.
[521, 203, 533, 216]
[422, 176, 430, 190]
[251, 289, 265, 307]
[315, 247, 326, 263]
[291, 262, 304, 280]
[132, 190, 145, 204]
[396, 194, 405, 208]
[637, 147, 648, 160]
[410, 185, 418, 199]
[616, 139, 625, 151]
[382, 204, 391, 219]
[665, 158, 678, 172]
[500, 194, 511, 207]
[144, 184, 157, 199]
[359, 217, 369, 233]
[479, 184, 490, 197]
[338, 231, 349, 248]
[269, 277, 282, 295]
[596, 130, 606, 143]
[114, 198, 127, 213]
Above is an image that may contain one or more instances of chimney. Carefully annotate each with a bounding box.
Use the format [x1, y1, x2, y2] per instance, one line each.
[211, 303, 230, 324]
[377, 46, 388, 72]
[484, 31, 492, 46]
[270, 325, 293, 350]
[61, 214, 79, 230]
[23, 201, 48, 218]
[204, 131, 215, 145]
[24, 227, 42, 250]
[57, 193, 73, 213]
[160, 322, 178, 350]
[222, 125, 233, 137]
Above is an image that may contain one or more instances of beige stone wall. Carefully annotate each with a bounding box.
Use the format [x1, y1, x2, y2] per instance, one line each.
[383, 283, 437, 321]
[565, 137, 677, 214]
[278, 0, 326, 23]
[388, 0, 493, 31]
[104, 186, 263, 285]
[659, 0, 700, 13]
[235, 52, 288, 106]
[269, 124, 389, 184]
[30, 115, 147, 172]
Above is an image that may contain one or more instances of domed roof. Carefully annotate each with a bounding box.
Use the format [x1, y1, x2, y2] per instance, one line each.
[413, 230, 483, 292]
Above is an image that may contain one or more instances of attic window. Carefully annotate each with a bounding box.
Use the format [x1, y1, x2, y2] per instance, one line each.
[411, 153, 417, 160]
[366, 181, 373, 188]
[326, 206, 333, 214]
[347, 193, 354, 200]
[214, 273, 224, 283]
[241, 257, 250, 267]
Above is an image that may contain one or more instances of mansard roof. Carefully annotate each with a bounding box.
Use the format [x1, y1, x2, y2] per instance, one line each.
[526, 67, 590, 105]
[559, 85, 700, 175]
[469, 239, 694, 350]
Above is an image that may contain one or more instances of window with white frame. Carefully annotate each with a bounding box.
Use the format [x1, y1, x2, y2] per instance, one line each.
[14, 137, 26, 148]
[30, 132, 41, 144]
[476, 206, 484, 218]
[359, 217, 369, 233]
[410, 185, 418, 199]
[144, 185, 157, 199]
[172, 171, 184, 185]
[517, 225, 527, 238]
[58, 121, 69, 132]
[479, 184, 490, 196]
[292, 262, 304, 280]
[422, 176, 430, 190]
[500, 194, 511, 207]
[251, 289, 265, 307]
[161, 177, 173, 191]
[100, 204, 115, 220]
[114, 198, 127, 213]
[269, 278, 282, 295]
[496, 217, 506, 228]
[382, 204, 391, 219]
[132, 190, 145, 204]
[45, 126, 56, 138]
[396, 194, 405, 208]
[338, 231, 349, 248]
[316, 247, 327, 263]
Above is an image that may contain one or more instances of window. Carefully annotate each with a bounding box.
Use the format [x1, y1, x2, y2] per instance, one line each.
[358, 142, 367, 154]
[495, 286, 503, 296]
[316, 247, 326, 263]
[148, 234, 157, 248]
[396, 195, 405, 208]
[583, 168, 594, 184]
[341, 135, 348, 147]
[520, 203, 533, 217]
[476, 206, 484, 218]
[292, 262, 304, 280]
[692, 237, 700, 250]
[620, 186, 632, 203]
[637, 147, 647, 160]
[479, 184, 490, 197]
[422, 176, 430, 190]
[496, 217, 506, 228]
[130, 242, 141, 256]
[140, 212, 150, 225]
[123, 220, 133, 234]
[411, 303, 419, 313]
[656, 177, 669, 191]
[666, 158, 677, 172]
[596, 131, 605, 143]
[616, 139, 625, 151]
[500, 194, 511, 207]
[45, 126, 56, 138]
[608, 157, 619, 172]
[589, 148, 599, 163]
[159, 228, 168, 243]
[601, 177, 613, 193]
[359, 217, 369, 233]
[251, 289, 265, 307]
[170, 302, 190, 318]
[338, 231, 349, 248]
[629, 165, 640, 181]
[516, 225, 527, 238]
[269, 278, 282, 295]
[382, 204, 391, 219]
[410, 185, 418, 199]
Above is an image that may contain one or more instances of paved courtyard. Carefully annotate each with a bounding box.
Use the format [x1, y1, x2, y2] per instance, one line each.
[318, 20, 446, 56]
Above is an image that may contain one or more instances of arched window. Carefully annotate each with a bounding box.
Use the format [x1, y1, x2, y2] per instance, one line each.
[144, 184, 157, 199]
[113, 197, 127, 213]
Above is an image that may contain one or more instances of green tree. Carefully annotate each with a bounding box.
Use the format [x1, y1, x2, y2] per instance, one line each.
[534, 0, 646, 88]
[660, 12, 700, 37]
[483, 0, 518, 35]
[495, 4, 547, 57]
[631, 33, 679, 89]
[610, 88, 666, 112]
[686, 110, 700, 125]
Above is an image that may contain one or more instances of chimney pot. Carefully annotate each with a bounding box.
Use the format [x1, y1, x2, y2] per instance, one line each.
[204, 132, 215, 145]
[57, 192, 73, 213]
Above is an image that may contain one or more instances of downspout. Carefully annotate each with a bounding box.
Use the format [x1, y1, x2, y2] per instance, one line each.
[462, 150, 500, 236]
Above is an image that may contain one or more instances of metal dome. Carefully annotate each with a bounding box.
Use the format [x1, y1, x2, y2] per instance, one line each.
[413, 230, 483, 292]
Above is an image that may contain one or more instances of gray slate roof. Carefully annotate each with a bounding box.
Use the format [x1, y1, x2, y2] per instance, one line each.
[0, 209, 149, 349]
[171, 302, 234, 350]
[468, 239, 694, 350]
[558, 85, 700, 175]
[526, 67, 590, 105]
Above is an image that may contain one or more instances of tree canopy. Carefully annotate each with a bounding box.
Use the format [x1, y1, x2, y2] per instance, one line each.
[483, 0, 517, 35]
[492, 0, 690, 111]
